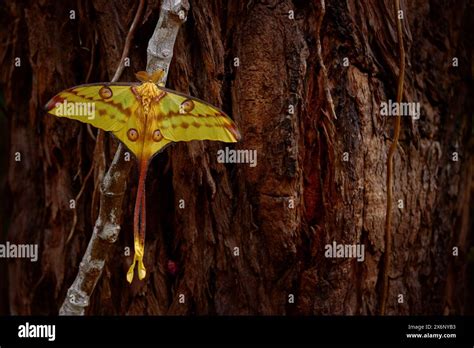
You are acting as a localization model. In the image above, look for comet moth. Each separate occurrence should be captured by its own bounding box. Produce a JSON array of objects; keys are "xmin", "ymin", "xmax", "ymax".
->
[{"xmin": 45, "ymin": 70, "xmax": 241, "ymax": 283}]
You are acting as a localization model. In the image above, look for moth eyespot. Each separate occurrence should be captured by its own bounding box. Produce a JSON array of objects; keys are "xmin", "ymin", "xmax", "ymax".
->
[
  {"xmin": 99, "ymin": 86, "xmax": 113, "ymax": 99},
  {"xmin": 127, "ymin": 128, "xmax": 139, "ymax": 142},
  {"xmin": 179, "ymin": 99, "xmax": 194, "ymax": 114},
  {"xmin": 152, "ymin": 129, "xmax": 163, "ymax": 142}
]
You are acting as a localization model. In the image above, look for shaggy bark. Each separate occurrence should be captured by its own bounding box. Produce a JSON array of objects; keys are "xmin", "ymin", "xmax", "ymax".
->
[{"xmin": 0, "ymin": 0, "xmax": 472, "ymax": 315}]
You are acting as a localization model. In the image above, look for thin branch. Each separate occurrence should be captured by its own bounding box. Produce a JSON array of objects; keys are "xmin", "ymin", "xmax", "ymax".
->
[
  {"xmin": 146, "ymin": 0, "xmax": 190, "ymax": 82},
  {"xmin": 380, "ymin": 0, "xmax": 405, "ymax": 315},
  {"xmin": 59, "ymin": 0, "xmax": 189, "ymax": 316},
  {"xmin": 111, "ymin": 0, "xmax": 145, "ymax": 83}
]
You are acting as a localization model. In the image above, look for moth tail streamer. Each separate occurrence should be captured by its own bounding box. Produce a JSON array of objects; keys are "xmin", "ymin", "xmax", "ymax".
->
[{"xmin": 126, "ymin": 158, "xmax": 149, "ymax": 283}]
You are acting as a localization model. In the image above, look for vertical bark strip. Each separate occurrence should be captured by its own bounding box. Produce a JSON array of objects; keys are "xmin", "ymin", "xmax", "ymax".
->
[
  {"xmin": 59, "ymin": 0, "xmax": 188, "ymax": 315},
  {"xmin": 380, "ymin": 0, "xmax": 406, "ymax": 315}
]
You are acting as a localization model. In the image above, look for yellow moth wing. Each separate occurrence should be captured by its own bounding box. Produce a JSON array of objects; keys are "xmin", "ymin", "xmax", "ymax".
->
[
  {"xmin": 153, "ymin": 87, "xmax": 241, "ymax": 143},
  {"xmin": 144, "ymin": 113, "xmax": 173, "ymax": 159},
  {"xmin": 111, "ymin": 107, "xmax": 145, "ymax": 158},
  {"xmin": 45, "ymin": 84, "xmax": 138, "ymax": 132}
]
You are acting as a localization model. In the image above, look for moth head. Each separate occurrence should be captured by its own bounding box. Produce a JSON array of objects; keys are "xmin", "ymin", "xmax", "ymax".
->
[{"xmin": 135, "ymin": 69, "xmax": 165, "ymax": 86}]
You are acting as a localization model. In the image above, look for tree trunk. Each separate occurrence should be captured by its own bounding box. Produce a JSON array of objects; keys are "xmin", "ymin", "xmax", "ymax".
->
[{"xmin": 0, "ymin": 0, "xmax": 472, "ymax": 315}]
